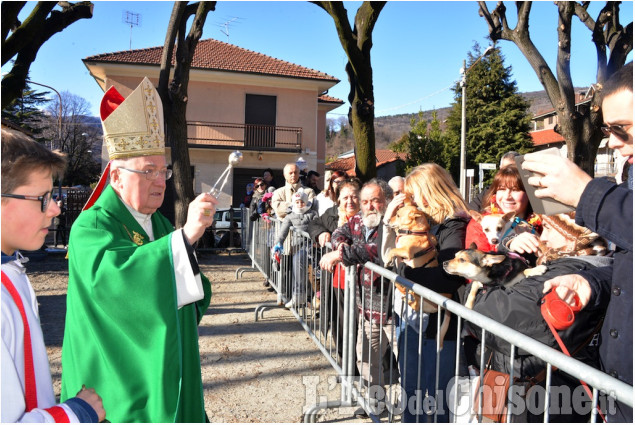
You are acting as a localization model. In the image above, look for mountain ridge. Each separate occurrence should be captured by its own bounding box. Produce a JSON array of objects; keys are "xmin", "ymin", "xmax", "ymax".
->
[{"xmin": 327, "ymin": 88, "xmax": 586, "ymax": 158}]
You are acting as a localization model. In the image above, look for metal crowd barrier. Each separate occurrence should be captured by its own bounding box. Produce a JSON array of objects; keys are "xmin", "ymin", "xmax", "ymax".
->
[{"xmin": 237, "ymin": 213, "xmax": 633, "ymax": 423}]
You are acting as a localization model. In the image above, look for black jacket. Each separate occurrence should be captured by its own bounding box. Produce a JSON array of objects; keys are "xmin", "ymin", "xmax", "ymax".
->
[
  {"xmin": 465, "ymin": 257, "xmax": 612, "ymax": 422},
  {"xmin": 308, "ymin": 205, "xmax": 339, "ymax": 242},
  {"xmin": 249, "ymin": 190, "xmax": 265, "ymax": 221},
  {"xmin": 575, "ymin": 177, "xmax": 632, "ymax": 423},
  {"xmin": 398, "ymin": 215, "xmax": 469, "ymax": 340}
]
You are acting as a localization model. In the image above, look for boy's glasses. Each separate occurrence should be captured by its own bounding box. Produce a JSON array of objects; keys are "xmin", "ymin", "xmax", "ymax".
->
[
  {"xmin": 119, "ymin": 167, "xmax": 173, "ymax": 180},
  {"xmin": 1, "ymin": 191, "xmax": 53, "ymax": 212},
  {"xmin": 601, "ymin": 124, "xmax": 632, "ymax": 141}
]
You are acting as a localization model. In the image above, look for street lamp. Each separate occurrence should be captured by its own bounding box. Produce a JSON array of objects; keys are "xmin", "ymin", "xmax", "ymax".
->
[
  {"xmin": 25, "ymin": 79, "xmax": 63, "ymax": 150},
  {"xmin": 459, "ymin": 45, "xmax": 494, "ymax": 200}
]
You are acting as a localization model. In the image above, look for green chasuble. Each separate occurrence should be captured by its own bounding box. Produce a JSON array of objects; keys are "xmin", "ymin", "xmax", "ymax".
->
[{"xmin": 61, "ymin": 185, "xmax": 211, "ymax": 422}]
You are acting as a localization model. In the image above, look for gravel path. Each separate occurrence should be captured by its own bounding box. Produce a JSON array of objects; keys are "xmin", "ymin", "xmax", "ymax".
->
[{"xmin": 26, "ymin": 251, "xmax": 365, "ymax": 423}]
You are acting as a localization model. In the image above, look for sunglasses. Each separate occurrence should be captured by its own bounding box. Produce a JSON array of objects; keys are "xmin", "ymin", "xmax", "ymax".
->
[
  {"xmin": 601, "ymin": 124, "xmax": 632, "ymax": 141},
  {"xmin": 2, "ymin": 191, "xmax": 53, "ymax": 213},
  {"xmin": 255, "ymin": 183, "xmax": 266, "ymax": 188}
]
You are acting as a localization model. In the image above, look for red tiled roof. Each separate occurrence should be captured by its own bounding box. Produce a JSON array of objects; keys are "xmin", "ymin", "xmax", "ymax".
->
[
  {"xmin": 318, "ymin": 94, "xmax": 344, "ymax": 104},
  {"xmin": 326, "ymin": 149, "xmax": 407, "ymax": 175},
  {"xmin": 84, "ymin": 38, "xmax": 339, "ymax": 83},
  {"xmin": 530, "ymin": 128, "xmax": 565, "ymax": 146}
]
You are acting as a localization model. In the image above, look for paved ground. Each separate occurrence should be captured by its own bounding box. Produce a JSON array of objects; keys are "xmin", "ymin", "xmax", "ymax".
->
[{"xmin": 26, "ymin": 250, "xmax": 368, "ymax": 423}]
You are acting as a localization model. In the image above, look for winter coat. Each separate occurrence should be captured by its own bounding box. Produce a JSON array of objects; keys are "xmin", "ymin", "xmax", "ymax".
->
[
  {"xmin": 464, "ymin": 256, "xmax": 612, "ymax": 422},
  {"xmin": 275, "ymin": 209, "xmax": 318, "ymax": 254},
  {"xmin": 331, "ymin": 214, "xmax": 389, "ymax": 323},
  {"xmin": 249, "ymin": 190, "xmax": 265, "ymax": 221},
  {"xmin": 307, "ymin": 205, "xmax": 339, "ymax": 242},
  {"xmin": 574, "ymin": 176, "xmax": 632, "ymax": 423}
]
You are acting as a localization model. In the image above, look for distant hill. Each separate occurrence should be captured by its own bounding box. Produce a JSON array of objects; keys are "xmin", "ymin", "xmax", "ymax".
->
[{"xmin": 326, "ymin": 88, "xmax": 586, "ymax": 158}]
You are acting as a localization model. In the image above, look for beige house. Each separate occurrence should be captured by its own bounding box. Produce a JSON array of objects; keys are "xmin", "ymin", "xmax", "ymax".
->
[
  {"xmin": 529, "ymin": 92, "xmax": 625, "ymax": 179},
  {"xmin": 83, "ymin": 38, "xmax": 343, "ymax": 206}
]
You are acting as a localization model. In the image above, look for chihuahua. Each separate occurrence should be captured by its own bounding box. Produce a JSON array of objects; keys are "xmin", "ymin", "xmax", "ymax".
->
[
  {"xmin": 469, "ymin": 210, "xmax": 517, "ymax": 246},
  {"xmin": 443, "ymin": 244, "xmax": 546, "ymax": 309}
]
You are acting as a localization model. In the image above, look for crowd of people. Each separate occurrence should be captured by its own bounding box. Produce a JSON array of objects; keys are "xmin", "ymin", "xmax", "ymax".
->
[
  {"xmin": 2, "ymin": 63, "xmax": 631, "ymax": 423},
  {"xmin": 244, "ymin": 63, "xmax": 633, "ymax": 423}
]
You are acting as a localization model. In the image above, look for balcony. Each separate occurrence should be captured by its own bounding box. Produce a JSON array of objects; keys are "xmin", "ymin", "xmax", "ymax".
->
[{"xmin": 187, "ymin": 121, "xmax": 302, "ymax": 152}]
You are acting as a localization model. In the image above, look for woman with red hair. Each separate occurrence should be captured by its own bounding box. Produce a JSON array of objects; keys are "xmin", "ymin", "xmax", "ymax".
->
[{"xmin": 466, "ymin": 165, "xmax": 542, "ymax": 253}]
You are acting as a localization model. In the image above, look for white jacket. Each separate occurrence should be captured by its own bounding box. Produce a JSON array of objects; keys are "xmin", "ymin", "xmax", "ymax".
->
[{"xmin": 1, "ymin": 257, "xmax": 81, "ymax": 422}]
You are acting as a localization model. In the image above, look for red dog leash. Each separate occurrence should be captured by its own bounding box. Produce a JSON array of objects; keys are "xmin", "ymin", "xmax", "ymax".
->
[{"xmin": 541, "ymin": 291, "xmax": 606, "ymax": 422}]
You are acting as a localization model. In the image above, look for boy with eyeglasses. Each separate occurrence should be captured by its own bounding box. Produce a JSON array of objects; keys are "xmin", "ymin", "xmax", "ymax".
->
[
  {"xmin": 1, "ymin": 127, "xmax": 106, "ymax": 422},
  {"xmin": 522, "ymin": 62, "xmax": 632, "ymax": 422}
]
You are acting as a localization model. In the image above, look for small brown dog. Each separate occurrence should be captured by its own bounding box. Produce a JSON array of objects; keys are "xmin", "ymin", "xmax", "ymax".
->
[
  {"xmin": 386, "ymin": 199, "xmax": 438, "ymax": 269},
  {"xmin": 386, "ymin": 199, "xmax": 452, "ymax": 347}
]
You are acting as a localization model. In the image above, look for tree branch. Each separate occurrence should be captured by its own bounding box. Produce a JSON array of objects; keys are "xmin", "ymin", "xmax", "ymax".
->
[
  {"xmin": 1, "ymin": 2, "xmax": 93, "ymax": 110},
  {"xmin": 573, "ymin": 1, "xmax": 595, "ymax": 31},
  {"xmin": 2, "ymin": 2, "xmax": 56, "ymax": 66},
  {"xmin": 1, "ymin": 1, "xmax": 26, "ymax": 44}
]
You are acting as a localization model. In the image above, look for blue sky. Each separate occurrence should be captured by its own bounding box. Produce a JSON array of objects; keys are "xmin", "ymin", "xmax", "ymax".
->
[{"xmin": 3, "ymin": 1, "xmax": 632, "ymax": 119}]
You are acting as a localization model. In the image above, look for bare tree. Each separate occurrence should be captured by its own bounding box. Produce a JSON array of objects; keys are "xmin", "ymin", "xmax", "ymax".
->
[
  {"xmin": 42, "ymin": 91, "xmax": 101, "ymax": 186},
  {"xmin": 157, "ymin": 1, "xmax": 215, "ymax": 227},
  {"xmin": 1, "ymin": 1, "xmax": 94, "ymax": 110},
  {"xmin": 313, "ymin": 1, "xmax": 386, "ymax": 182},
  {"xmin": 478, "ymin": 1, "xmax": 632, "ymax": 175}
]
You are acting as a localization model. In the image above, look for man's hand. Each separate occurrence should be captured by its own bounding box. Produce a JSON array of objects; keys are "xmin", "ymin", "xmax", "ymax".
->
[
  {"xmin": 543, "ymin": 274, "xmax": 592, "ymax": 309},
  {"xmin": 319, "ymin": 250, "xmax": 341, "ymax": 272},
  {"xmin": 521, "ymin": 152, "xmax": 592, "ymax": 208},
  {"xmin": 76, "ymin": 386, "xmax": 106, "ymax": 422},
  {"xmin": 318, "ymin": 232, "xmax": 331, "ymax": 247},
  {"xmin": 508, "ymin": 232, "xmax": 540, "ymax": 255},
  {"xmin": 182, "ymin": 193, "xmax": 218, "ymax": 245},
  {"xmin": 383, "ymin": 193, "xmax": 407, "ymax": 225}
]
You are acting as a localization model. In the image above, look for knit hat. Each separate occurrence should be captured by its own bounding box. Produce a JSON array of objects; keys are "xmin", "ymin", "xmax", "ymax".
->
[
  {"xmin": 100, "ymin": 77, "xmax": 165, "ymax": 160},
  {"xmin": 537, "ymin": 212, "xmax": 607, "ymax": 263},
  {"xmin": 292, "ymin": 191, "xmax": 311, "ymax": 214},
  {"xmin": 293, "ymin": 191, "xmax": 309, "ymax": 204}
]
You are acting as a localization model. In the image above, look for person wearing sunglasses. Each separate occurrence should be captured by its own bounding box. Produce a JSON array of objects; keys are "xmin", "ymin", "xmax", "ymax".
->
[
  {"xmin": 249, "ymin": 178, "xmax": 268, "ymax": 221},
  {"xmin": 60, "ymin": 78, "xmax": 217, "ymax": 422},
  {"xmin": 1, "ymin": 127, "xmax": 106, "ymax": 422},
  {"xmin": 522, "ymin": 62, "xmax": 633, "ymax": 423}
]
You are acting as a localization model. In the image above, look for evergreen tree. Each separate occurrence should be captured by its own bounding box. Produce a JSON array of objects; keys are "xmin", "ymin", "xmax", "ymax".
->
[
  {"xmin": 1, "ymin": 81, "xmax": 49, "ymax": 137},
  {"xmin": 445, "ymin": 44, "xmax": 533, "ymax": 184},
  {"xmin": 390, "ymin": 110, "xmax": 445, "ymax": 174}
]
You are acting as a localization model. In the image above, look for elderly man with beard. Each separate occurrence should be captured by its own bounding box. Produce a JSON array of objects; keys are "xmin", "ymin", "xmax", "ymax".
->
[{"xmin": 320, "ymin": 179, "xmax": 396, "ymax": 415}]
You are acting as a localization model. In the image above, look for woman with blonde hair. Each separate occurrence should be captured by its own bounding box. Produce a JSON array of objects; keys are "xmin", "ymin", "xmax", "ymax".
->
[
  {"xmin": 384, "ymin": 163, "xmax": 469, "ymax": 423},
  {"xmin": 405, "ymin": 163, "xmax": 469, "ymax": 224}
]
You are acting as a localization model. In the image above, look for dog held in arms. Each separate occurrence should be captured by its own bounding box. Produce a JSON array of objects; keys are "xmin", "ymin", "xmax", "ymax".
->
[
  {"xmin": 443, "ymin": 243, "xmax": 547, "ymax": 309},
  {"xmin": 468, "ymin": 210, "xmax": 534, "ymax": 247},
  {"xmin": 385, "ymin": 198, "xmax": 453, "ymax": 347}
]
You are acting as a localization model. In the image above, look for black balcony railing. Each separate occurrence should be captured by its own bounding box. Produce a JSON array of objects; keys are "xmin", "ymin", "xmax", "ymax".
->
[{"xmin": 186, "ymin": 121, "xmax": 302, "ymax": 151}]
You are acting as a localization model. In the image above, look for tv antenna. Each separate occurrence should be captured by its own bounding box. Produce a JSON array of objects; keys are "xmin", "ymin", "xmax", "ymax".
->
[
  {"xmin": 217, "ymin": 17, "xmax": 243, "ymax": 43},
  {"xmin": 122, "ymin": 11, "xmax": 141, "ymax": 50}
]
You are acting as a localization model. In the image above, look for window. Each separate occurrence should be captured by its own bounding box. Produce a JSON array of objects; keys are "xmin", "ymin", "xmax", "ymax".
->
[{"xmin": 245, "ymin": 94, "xmax": 276, "ymax": 148}]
